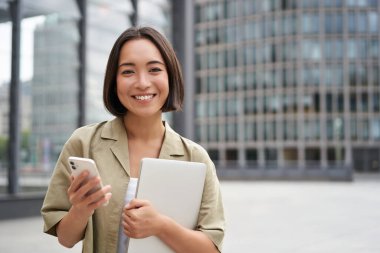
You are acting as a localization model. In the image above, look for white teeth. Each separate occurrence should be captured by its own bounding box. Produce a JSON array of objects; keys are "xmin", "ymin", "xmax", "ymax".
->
[{"xmin": 135, "ymin": 95, "xmax": 153, "ymax": 101}]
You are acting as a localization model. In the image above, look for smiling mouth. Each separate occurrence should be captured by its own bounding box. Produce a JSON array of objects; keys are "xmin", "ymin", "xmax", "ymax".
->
[{"xmin": 133, "ymin": 94, "xmax": 155, "ymax": 101}]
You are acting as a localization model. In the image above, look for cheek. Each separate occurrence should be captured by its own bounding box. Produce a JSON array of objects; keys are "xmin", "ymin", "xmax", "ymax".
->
[
  {"xmin": 157, "ymin": 75, "xmax": 169, "ymax": 96},
  {"xmin": 116, "ymin": 76, "xmax": 129, "ymax": 94}
]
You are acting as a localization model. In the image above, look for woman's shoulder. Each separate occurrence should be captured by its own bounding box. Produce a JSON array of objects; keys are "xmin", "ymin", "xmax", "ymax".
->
[
  {"xmin": 70, "ymin": 121, "xmax": 108, "ymax": 140},
  {"xmin": 180, "ymin": 135, "xmax": 208, "ymax": 156},
  {"xmin": 165, "ymin": 123, "xmax": 210, "ymax": 161},
  {"xmin": 67, "ymin": 117, "xmax": 122, "ymax": 145}
]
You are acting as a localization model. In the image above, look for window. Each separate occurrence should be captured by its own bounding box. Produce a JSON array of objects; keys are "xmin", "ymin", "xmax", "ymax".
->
[
  {"xmin": 351, "ymin": 119, "xmax": 357, "ymax": 140},
  {"xmin": 350, "ymin": 93, "xmax": 357, "ymax": 112},
  {"xmin": 303, "ymin": 14, "xmax": 315, "ymax": 34},
  {"xmin": 226, "ymin": 122, "xmax": 237, "ymax": 141},
  {"xmin": 264, "ymin": 120, "xmax": 277, "ymax": 140},
  {"xmin": 357, "ymin": 12, "xmax": 367, "ymax": 33},
  {"xmin": 327, "ymin": 147, "xmax": 345, "ymax": 162},
  {"xmin": 245, "ymin": 121, "xmax": 257, "ymax": 140},
  {"xmin": 371, "ymin": 119, "xmax": 380, "ymax": 140},
  {"xmin": 360, "ymin": 119, "xmax": 370, "ymax": 140},
  {"xmin": 208, "ymin": 123, "xmax": 218, "ymax": 142},
  {"xmin": 368, "ymin": 39, "xmax": 379, "ymax": 59},
  {"xmin": 373, "ymin": 93, "xmax": 380, "ymax": 112},
  {"xmin": 361, "ymin": 93, "xmax": 369, "ymax": 112},
  {"xmin": 326, "ymin": 119, "xmax": 334, "ymax": 140},
  {"xmin": 244, "ymin": 96, "xmax": 257, "ymax": 114},
  {"xmin": 305, "ymin": 148, "xmax": 320, "ymax": 161},
  {"xmin": 283, "ymin": 119, "xmax": 297, "ymax": 140},
  {"xmin": 368, "ymin": 12, "xmax": 378, "ymax": 33},
  {"xmin": 226, "ymin": 149, "xmax": 238, "ymax": 161},
  {"xmin": 208, "ymin": 149, "xmax": 219, "ymax": 162},
  {"xmin": 326, "ymin": 93, "xmax": 333, "ymax": 113},
  {"xmin": 334, "ymin": 117, "xmax": 344, "ymax": 140},
  {"xmin": 265, "ymin": 148, "xmax": 278, "ymax": 162},
  {"xmin": 245, "ymin": 148, "xmax": 258, "ymax": 161},
  {"xmin": 348, "ymin": 12, "xmax": 356, "ymax": 33}
]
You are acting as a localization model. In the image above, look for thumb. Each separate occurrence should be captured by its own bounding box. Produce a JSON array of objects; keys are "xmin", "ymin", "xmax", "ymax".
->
[{"xmin": 125, "ymin": 199, "xmax": 148, "ymax": 210}]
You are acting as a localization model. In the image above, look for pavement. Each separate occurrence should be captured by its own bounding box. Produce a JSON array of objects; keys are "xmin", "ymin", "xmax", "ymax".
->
[{"xmin": 1, "ymin": 175, "xmax": 380, "ymax": 253}]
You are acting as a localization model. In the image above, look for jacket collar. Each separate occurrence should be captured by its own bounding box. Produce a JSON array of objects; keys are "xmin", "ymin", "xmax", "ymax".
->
[{"xmin": 100, "ymin": 117, "xmax": 185, "ymax": 174}]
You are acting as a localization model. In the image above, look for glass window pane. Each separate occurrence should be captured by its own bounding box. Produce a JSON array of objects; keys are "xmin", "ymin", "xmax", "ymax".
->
[
  {"xmin": 371, "ymin": 119, "xmax": 380, "ymax": 140},
  {"xmin": 368, "ymin": 12, "xmax": 378, "ymax": 33}
]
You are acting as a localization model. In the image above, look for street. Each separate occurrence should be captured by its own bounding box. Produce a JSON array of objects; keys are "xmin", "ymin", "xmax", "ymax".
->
[{"xmin": 1, "ymin": 176, "xmax": 380, "ymax": 253}]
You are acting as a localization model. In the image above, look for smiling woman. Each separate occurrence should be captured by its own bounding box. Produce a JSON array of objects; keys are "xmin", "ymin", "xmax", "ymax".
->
[
  {"xmin": 103, "ymin": 27, "xmax": 184, "ymax": 118},
  {"xmin": 41, "ymin": 26, "xmax": 225, "ymax": 253},
  {"xmin": 116, "ymin": 39, "xmax": 169, "ymax": 119}
]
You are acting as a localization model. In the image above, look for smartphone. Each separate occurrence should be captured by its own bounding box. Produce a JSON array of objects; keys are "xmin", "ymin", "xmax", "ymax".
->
[{"xmin": 68, "ymin": 156, "xmax": 109, "ymax": 206}]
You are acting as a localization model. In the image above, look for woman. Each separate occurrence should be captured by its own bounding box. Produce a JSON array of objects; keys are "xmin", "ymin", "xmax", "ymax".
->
[{"xmin": 41, "ymin": 26, "xmax": 225, "ymax": 253}]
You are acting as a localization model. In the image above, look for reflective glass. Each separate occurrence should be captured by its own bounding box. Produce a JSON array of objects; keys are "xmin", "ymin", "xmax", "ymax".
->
[
  {"xmin": 226, "ymin": 122, "xmax": 237, "ymax": 141},
  {"xmin": 368, "ymin": 12, "xmax": 378, "ymax": 33},
  {"xmin": 0, "ymin": 22, "xmax": 11, "ymax": 186},
  {"xmin": 368, "ymin": 39, "xmax": 379, "ymax": 59},
  {"xmin": 371, "ymin": 119, "xmax": 380, "ymax": 140},
  {"xmin": 347, "ymin": 12, "xmax": 355, "ymax": 33},
  {"xmin": 245, "ymin": 121, "xmax": 257, "ymax": 141},
  {"xmin": 373, "ymin": 93, "xmax": 380, "ymax": 112},
  {"xmin": 350, "ymin": 93, "xmax": 357, "ymax": 112},
  {"xmin": 351, "ymin": 119, "xmax": 357, "ymax": 140},
  {"xmin": 357, "ymin": 12, "xmax": 367, "ymax": 33},
  {"xmin": 361, "ymin": 119, "xmax": 369, "ymax": 140},
  {"xmin": 361, "ymin": 93, "xmax": 369, "ymax": 112},
  {"xmin": 208, "ymin": 123, "xmax": 218, "ymax": 142}
]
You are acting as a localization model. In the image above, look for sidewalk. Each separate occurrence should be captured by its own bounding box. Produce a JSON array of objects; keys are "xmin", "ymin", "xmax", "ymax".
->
[{"xmin": 1, "ymin": 177, "xmax": 380, "ymax": 253}]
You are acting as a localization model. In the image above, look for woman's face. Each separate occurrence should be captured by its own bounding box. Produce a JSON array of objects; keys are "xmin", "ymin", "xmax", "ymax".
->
[{"xmin": 116, "ymin": 38, "xmax": 169, "ymax": 119}]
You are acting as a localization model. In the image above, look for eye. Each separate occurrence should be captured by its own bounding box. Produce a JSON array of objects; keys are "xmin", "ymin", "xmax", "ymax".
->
[
  {"xmin": 121, "ymin": 69, "xmax": 135, "ymax": 75},
  {"xmin": 149, "ymin": 67, "xmax": 162, "ymax": 73}
]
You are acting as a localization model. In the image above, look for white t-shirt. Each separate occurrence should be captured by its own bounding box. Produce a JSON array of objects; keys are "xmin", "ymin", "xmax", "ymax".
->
[{"xmin": 117, "ymin": 178, "xmax": 138, "ymax": 253}]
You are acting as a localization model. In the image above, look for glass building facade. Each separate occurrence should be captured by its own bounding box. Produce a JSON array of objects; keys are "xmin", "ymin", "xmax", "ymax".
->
[
  {"xmin": 194, "ymin": 0, "xmax": 380, "ymax": 178},
  {"xmin": 0, "ymin": 0, "xmax": 172, "ymax": 194}
]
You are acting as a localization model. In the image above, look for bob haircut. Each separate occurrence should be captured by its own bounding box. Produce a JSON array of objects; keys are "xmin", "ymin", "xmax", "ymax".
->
[{"xmin": 103, "ymin": 26, "xmax": 184, "ymax": 117}]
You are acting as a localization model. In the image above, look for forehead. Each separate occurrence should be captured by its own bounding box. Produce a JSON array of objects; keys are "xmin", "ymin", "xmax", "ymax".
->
[{"xmin": 118, "ymin": 38, "xmax": 164, "ymax": 63}]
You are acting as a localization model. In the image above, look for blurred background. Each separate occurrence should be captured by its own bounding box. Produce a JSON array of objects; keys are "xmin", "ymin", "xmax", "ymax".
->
[
  {"xmin": 1, "ymin": 1, "xmax": 380, "ymax": 252},
  {"xmin": 2, "ymin": 0, "xmax": 380, "ymax": 196}
]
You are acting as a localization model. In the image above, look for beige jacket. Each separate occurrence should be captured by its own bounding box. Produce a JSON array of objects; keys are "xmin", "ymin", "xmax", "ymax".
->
[{"xmin": 41, "ymin": 117, "xmax": 225, "ymax": 253}]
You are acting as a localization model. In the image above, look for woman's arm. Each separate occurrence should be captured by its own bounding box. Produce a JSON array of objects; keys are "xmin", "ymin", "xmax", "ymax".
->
[
  {"xmin": 57, "ymin": 171, "xmax": 112, "ymax": 248},
  {"xmin": 123, "ymin": 199, "xmax": 219, "ymax": 253}
]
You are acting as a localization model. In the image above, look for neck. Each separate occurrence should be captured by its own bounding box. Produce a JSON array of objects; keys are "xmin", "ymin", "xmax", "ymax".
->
[{"xmin": 123, "ymin": 113, "xmax": 165, "ymax": 141}]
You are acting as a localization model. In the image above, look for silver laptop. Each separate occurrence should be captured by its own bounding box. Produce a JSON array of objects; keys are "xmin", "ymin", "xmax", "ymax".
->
[{"xmin": 127, "ymin": 158, "xmax": 207, "ymax": 253}]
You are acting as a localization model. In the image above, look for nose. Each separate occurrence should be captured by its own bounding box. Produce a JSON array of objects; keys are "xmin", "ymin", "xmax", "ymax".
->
[{"xmin": 136, "ymin": 72, "xmax": 150, "ymax": 89}]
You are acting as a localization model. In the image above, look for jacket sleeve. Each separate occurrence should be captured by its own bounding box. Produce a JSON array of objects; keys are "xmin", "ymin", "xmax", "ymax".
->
[
  {"xmin": 192, "ymin": 146, "xmax": 225, "ymax": 252},
  {"xmin": 40, "ymin": 131, "xmax": 85, "ymax": 236}
]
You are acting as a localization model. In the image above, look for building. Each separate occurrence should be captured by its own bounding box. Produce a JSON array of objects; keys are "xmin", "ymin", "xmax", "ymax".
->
[
  {"xmin": 193, "ymin": 0, "xmax": 380, "ymax": 179},
  {"xmin": 85, "ymin": 0, "xmax": 133, "ymax": 123},
  {"xmin": 30, "ymin": 1, "xmax": 134, "ymax": 170},
  {"xmin": 31, "ymin": 14, "xmax": 81, "ymax": 170}
]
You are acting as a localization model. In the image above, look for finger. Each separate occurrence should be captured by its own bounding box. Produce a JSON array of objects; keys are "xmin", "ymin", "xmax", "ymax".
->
[
  {"xmin": 76, "ymin": 176, "xmax": 102, "ymax": 198},
  {"xmin": 125, "ymin": 199, "xmax": 149, "ymax": 210},
  {"xmin": 86, "ymin": 185, "xmax": 112, "ymax": 205},
  {"xmin": 88, "ymin": 192, "xmax": 112, "ymax": 210},
  {"xmin": 122, "ymin": 219, "xmax": 135, "ymax": 237},
  {"xmin": 68, "ymin": 171, "xmax": 89, "ymax": 193}
]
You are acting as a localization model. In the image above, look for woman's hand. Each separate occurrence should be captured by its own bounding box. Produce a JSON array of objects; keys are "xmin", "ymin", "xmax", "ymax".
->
[
  {"xmin": 67, "ymin": 170, "xmax": 112, "ymax": 218},
  {"xmin": 122, "ymin": 199, "xmax": 164, "ymax": 238},
  {"xmin": 57, "ymin": 171, "xmax": 112, "ymax": 248},
  {"xmin": 122, "ymin": 198, "xmax": 218, "ymax": 253}
]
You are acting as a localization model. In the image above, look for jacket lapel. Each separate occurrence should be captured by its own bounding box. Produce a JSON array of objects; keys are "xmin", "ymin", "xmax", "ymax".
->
[
  {"xmin": 159, "ymin": 122, "xmax": 186, "ymax": 160},
  {"xmin": 100, "ymin": 118, "xmax": 187, "ymax": 176},
  {"xmin": 101, "ymin": 117, "xmax": 131, "ymax": 176}
]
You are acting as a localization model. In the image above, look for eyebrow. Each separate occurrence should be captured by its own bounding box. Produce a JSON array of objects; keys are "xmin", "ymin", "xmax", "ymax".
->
[{"xmin": 118, "ymin": 60, "xmax": 165, "ymax": 68}]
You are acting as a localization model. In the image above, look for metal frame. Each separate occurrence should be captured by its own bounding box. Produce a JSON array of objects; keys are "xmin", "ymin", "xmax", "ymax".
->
[
  {"xmin": 172, "ymin": 0, "xmax": 195, "ymax": 139},
  {"xmin": 8, "ymin": 0, "xmax": 22, "ymax": 194}
]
